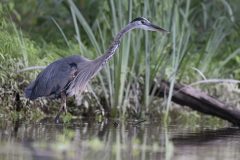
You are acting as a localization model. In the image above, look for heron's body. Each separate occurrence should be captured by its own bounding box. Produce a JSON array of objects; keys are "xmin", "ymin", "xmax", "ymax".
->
[
  {"xmin": 24, "ymin": 17, "xmax": 168, "ymax": 122},
  {"xmin": 25, "ymin": 55, "xmax": 90, "ymax": 100}
]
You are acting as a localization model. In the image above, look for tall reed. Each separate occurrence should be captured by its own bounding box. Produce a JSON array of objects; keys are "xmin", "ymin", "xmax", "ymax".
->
[{"xmin": 66, "ymin": 0, "xmax": 238, "ymax": 119}]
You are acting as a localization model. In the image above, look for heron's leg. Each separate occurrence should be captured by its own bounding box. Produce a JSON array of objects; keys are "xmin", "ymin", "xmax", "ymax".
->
[
  {"xmin": 55, "ymin": 92, "xmax": 67, "ymax": 123},
  {"xmin": 61, "ymin": 92, "xmax": 67, "ymax": 114}
]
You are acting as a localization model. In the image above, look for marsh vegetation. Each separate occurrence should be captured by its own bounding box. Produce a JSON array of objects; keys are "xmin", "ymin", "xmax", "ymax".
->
[
  {"xmin": 1, "ymin": 1, "xmax": 240, "ymax": 160},
  {"xmin": 0, "ymin": 0, "xmax": 240, "ymax": 124}
]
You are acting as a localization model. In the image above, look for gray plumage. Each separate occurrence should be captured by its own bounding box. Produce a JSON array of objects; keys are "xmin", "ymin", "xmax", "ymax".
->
[
  {"xmin": 25, "ymin": 55, "xmax": 90, "ymax": 99},
  {"xmin": 24, "ymin": 17, "xmax": 168, "ymax": 121}
]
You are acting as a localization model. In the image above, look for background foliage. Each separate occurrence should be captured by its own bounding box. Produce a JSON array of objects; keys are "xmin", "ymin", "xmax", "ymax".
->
[{"xmin": 0, "ymin": 0, "xmax": 239, "ymax": 120}]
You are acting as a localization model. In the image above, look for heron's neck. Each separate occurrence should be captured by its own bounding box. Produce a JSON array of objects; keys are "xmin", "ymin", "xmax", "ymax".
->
[{"xmin": 94, "ymin": 24, "xmax": 134, "ymax": 66}]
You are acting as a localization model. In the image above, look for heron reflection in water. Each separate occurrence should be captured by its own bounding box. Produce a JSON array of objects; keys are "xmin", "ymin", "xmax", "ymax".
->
[{"xmin": 25, "ymin": 17, "xmax": 169, "ymax": 122}]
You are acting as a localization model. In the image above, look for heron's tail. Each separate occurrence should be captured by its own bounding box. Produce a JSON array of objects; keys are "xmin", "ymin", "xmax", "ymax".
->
[
  {"xmin": 24, "ymin": 81, "xmax": 36, "ymax": 100},
  {"xmin": 24, "ymin": 88, "xmax": 32, "ymax": 99}
]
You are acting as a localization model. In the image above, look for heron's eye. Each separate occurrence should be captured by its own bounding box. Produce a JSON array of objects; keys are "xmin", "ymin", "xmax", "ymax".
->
[{"xmin": 141, "ymin": 20, "xmax": 145, "ymax": 24}]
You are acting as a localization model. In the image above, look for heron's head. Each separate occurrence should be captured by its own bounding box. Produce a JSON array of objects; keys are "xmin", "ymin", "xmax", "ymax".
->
[{"xmin": 130, "ymin": 17, "xmax": 169, "ymax": 33}]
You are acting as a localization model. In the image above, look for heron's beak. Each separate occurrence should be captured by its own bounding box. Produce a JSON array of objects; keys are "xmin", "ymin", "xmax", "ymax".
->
[{"xmin": 147, "ymin": 23, "xmax": 169, "ymax": 33}]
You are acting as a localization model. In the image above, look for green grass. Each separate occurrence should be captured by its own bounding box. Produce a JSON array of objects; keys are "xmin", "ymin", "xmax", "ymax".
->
[
  {"xmin": 67, "ymin": 0, "xmax": 240, "ymax": 120},
  {"xmin": 0, "ymin": 0, "xmax": 239, "ymax": 121},
  {"xmin": 68, "ymin": 0, "xmax": 171, "ymax": 116}
]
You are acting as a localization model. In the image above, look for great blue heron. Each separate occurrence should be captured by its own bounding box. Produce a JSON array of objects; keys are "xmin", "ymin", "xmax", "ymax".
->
[{"xmin": 25, "ymin": 17, "xmax": 168, "ymax": 121}]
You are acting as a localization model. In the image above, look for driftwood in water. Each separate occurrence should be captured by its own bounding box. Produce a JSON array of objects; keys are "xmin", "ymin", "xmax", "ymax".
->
[{"xmin": 152, "ymin": 80, "xmax": 240, "ymax": 126}]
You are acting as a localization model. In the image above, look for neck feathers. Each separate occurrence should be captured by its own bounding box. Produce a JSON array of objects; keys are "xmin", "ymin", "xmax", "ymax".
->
[{"xmin": 94, "ymin": 24, "xmax": 134, "ymax": 67}]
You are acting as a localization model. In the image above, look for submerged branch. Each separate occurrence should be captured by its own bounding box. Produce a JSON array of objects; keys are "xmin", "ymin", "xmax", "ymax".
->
[{"xmin": 152, "ymin": 80, "xmax": 240, "ymax": 126}]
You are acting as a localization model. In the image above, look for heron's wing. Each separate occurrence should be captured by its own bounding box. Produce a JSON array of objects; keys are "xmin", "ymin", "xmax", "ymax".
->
[{"xmin": 25, "ymin": 61, "xmax": 75, "ymax": 99}]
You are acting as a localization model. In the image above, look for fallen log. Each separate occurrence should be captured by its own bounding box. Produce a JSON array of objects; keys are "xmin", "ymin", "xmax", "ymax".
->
[{"xmin": 152, "ymin": 80, "xmax": 240, "ymax": 126}]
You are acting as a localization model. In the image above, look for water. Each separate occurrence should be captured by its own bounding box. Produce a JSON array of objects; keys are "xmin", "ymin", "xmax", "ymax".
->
[{"xmin": 0, "ymin": 118, "xmax": 239, "ymax": 160}]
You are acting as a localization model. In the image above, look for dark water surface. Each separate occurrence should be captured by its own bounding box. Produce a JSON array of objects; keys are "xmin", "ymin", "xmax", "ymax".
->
[{"xmin": 0, "ymin": 118, "xmax": 239, "ymax": 160}]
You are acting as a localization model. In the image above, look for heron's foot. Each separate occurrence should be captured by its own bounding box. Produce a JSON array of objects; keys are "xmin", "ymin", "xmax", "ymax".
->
[
  {"xmin": 94, "ymin": 108, "xmax": 105, "ymax": 123},
  {"xmin": 55, "ymin": 106, "xmax": 64, "ymax": 123}
]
